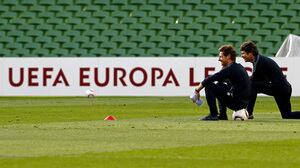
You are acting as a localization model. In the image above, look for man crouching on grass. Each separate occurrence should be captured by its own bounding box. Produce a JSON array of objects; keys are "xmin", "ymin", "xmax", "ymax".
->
[{"xmin": 194, "ymin": 45, "xmax": 251, "ymax": 120}]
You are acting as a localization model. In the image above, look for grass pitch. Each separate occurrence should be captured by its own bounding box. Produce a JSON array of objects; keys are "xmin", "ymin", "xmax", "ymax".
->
[{"xmin": 0, "ymin": 96, "xmax": 300, "ymax": 168}]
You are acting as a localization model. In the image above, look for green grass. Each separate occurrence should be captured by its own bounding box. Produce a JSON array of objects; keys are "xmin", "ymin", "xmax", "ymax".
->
[{"xmin": 0, "ymin": 97, "xmax": 300, "ymax": 168}]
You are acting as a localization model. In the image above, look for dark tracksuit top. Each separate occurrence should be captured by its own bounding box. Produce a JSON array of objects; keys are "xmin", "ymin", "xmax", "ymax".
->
[
  {"xmin": 201, "ymin": 62, "xmax": 251, "ymax": 107},
  {"xmin": 248, "ymin": 55, "xmax": 300, "ymax": 119}
]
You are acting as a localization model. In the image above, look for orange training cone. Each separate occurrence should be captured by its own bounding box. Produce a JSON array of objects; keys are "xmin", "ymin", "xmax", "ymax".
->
[{"xmin": 104, "ymin": 115, "xmax": 117, "ymax": 121}]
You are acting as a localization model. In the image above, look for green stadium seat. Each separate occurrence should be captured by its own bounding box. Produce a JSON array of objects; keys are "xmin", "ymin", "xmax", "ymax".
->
[
  {"xmin": 3, "ymin": 0, "xmax": 18, "ymax": 5},
  {"xmin": 225, "ymin": 35, "xmax": 243, "ymax": 43},
  {"xmin": 205, "ymin": 48, "xmax": 218, "ymax": 56},
  {"xmin": 159, "ymin": 30, "xmax": 175, "ymax": 37},
  {"xmin": 102, "ymin": 30, "xmax": 118, "ymax": 37},
  {"xmin": 232, "ymin": 4, "xmax": 248, "ymax": 12},
  {"xmin": 13, "ymin": 49, "xmax": 30, "ymax": 57},
  {"xmin": 148, "ymin": 0, "xmax": 164, "ymax": 5},
  {"xmin": 140, "ymin": 30, "xmax": 155, "ymax": 37},
  {"xmin": 71, "ymin": 49, "xmax": 88, "ymax": 56},
  {"xmin": 12, "ymin": 5, "xmax": 27, "ymax": 12},
  {"xmin": 167, "ymin": 24, "xmax": 184, "ymax": 31},
  {"xmin": 205, "ymin": 11, "xmax": 221, "ymax": 18},
  {"xmin": 260, "ymin": 10, "xmax": 277, "ymax": 18},
  {"xmin": 149, "ymin": 11, "xmax": 165, "ymax": 18},
  {"xmin": 196, "ymin": 30, "xmax": 213, "ymax": 37},
  {"xmin": 222, "ymin": 0, "xmax": 238, "ymax": 5},
  {"xmin": 245, "ymin": 35, "xmax": 262, "ymax": 43},
  {"xmin": 186, "ymin": 23, "xmax": 202, "ymax": 31},
  {"xmin": 26, "ymin": 30, "xmax": 43, "ymax": 37},
  {"xmin": 158, "ymin": 17, "xmax": 175, "ymax": 24},
  {"xmin": 214, "ymin": 17, "xmax": 231, "ymax": 24},
  {"xmin": 259, "ymin": 0, "xmax": 275, "ymax": 5},
  {"xmin": 6, "ymin": 43, "xmax": 22, "ymax": 50},
  {"xmin": 129, "ymin": 23, "xmax": 146, "ymax": 31},
  {"xmin": 35, "ymin": 36, "xmax": 51, "ymax": 43},
  {"xmin": 149, "ymin": 36, "xmax": 166, "ymax": 43},
  {"xmin": 197, "ymin": 42, "xmax": 214, "ymax": 49},
  {"xmin": 91, "ymin": 36, "xmax": 109, "ymax": 43},
  {"xmin": 55, "ymin": 24, "xmax": 71, "ymax": 31},
  {"xmin": 178, "ymin": 42, "xmax": 194, "ymax": 49},
  {"xmin": 0, "ymin": 25, "xmax": 16, "ymax": 31},
  {"xmin": 195, "ymin": 4, "xmax": 211, "ymax": 11},
  {"xmin": 28, "ymin": 18, "xmax": 44, "ymax": 26},
  {"xmin": 292, "ymin": 29, "xmax": 300, "ymax": 36},
  {"xmin": 57, "ymin": 0, "xmax": 73, "ymax": 5},
  {"xmin": 273, "ymin": 29, "xmax": 290, "ymax": 36},
  {"xmin": 32, "ymin": 49, "xmax": 49, "ymax": 56},
  {"xmin": 121, "ymin": 17, "xmax": 137, "ymax": 24},
  {"xmin": 90, "ymin": 48, "xmax": 107, "ymax": 56},
  {"xmin": 75, "ymin": 11, "xmax": 91, "ymax": 19},
  {"xmin": 186, "ymin": 48, "xmax": 204, "ymax": 56},
  {"xmin": 56, "ymin": 11, "xmax": 72, "ymax": 19},
  {"xmin": 2, "ymin": 12, "xmax": 17, "ymax": 19},
  {"xmin": 130, "ymin": 0, "xmax": 146, "ymax": 5},
  {"xmin": 65, "ymin": 30, "xmax": 80, "ymax": 37},
  {"xmin": 65, "ymin": 5, "xmax": 81, "ymax": 12},
  {"xmin": 240, "ymin": 0, "xmax": 256, "ymax": 5},
  {"xmin": 0, "ymin": 6, "xmax": 9, "ymax": 12},
  {"xmin": 176, "ymin": 5, "xmax": 192, "ymax": 12},
  {"xmin": 48, "ymin": 6, "xmax": 63, "ymax": 12},
  {"xmin": 277, "ymin": 0, "xmax": 294, "ymax": 5},
  {"xmin": 196, "ymin": 17, "xmax": 212, "ymax": 24},
  {"xmin": 166, "ymin": 48, "xmax": 184, "ymax": 56},
  {"xmin": 148, "ymin": 48, "xmax": 164, "ymax": 56},
  {"xmin": 111, "ymin": 36, "xmax": 127, "ymax": 43},
  {"xmin": 186, "ymin": 10, "xmax": 202, "ymax": 18},
  {"xmin": 16, "ymin": 36, "xmax": 33, "ymax": 43},
  {"xmin": 120, "ymin": 29, "xmax": 137, "ymax": 37},
  {"xmin": 73, "ymin": 36, "xmax": 89, "ymax": 43},
  {"xmin": 205, "ymin": 23, "xmax": 221, "ymax": 31},
  {"xmin": 251, "ymin": 4, "xmax": 267, "ymax": 11},
  {"xmin": 7, "ymin": 30, "xmax": 24, "ymax": 37},
  {"xmin": 44, "ymin": 42, "xmax": 60, "ymax": 49},
  {"xmin": 243, "ymin": 23, "xmax": 260, "ymax": 31},
  {"xmin": 84, "ymin": 5, "xmax": 99, "ymax": 12},
  {"xmin": 262, "ymin": 23, "xmax": 279, "ymax": 30},
  {"xmin": 288, "ymin": 4, "xmax": 300, "ymax": 11},
  {"xmin": 39, "ymin": 0, "xmax": 55, "ymax": 6},
  {"xmin": 120, "ymin": 42, "xmax": 137, "ymax": 49},
  {"xmin": 38, "ymin": 12, "xmax": 54, "ymax": 19},
  {"xmin": 233, "ymin": 17, "xmax": 250, "ymax": 25},
  {"xmin": 20, "ymin": 0, "xmax": 36, "ymax": 6},
  {"xmin": 92, "ymin": 23, "xmax": 109, "ymax": 31},
  {"xmin": 281, "ymin": 23, "xmax": 298, "ymax": 31},
  {"xmin": 223, "ymin": 11, "xmax": 239, "ymax": 17},
  {"xmin": 169, "ymin": 36, "xmax": 185, "ymax": 43},
  {"xmin": 265, "ymin": 35, "xmax": 282, "ymax": 43},
  {"xmin": 280, "ymin": 10, "xmax": 296, "ymax": 17},
  {"xmin": 254, "ymin": 29, "xmax": 271, "ymax": 36},
  {"xmin": 167, "ymin": 11, "xmax": 183, "ymax": 17},
  {"xmin": 128, "ymin": 48, "xmax": 145, "ymax": 56},
  {"xmin": 271, "ymin": 17, "xmax": 287, "ymax": 24},
  {"xmin": 187, "ymin": 35, "xmax": 204, "ymax": 43},
  {"xmin": 92, "ymin": 11, "xmax": 109, "ymax": 18},
  {"xmin": 242, "ymin": 10, "xmax": 259, "ymax": 18},
  {"xmin": 130, "ymin": 35, "xmax": 146, "ymax": 43},
  {"xmin": 269, "ymin": 4, "xmax": 285, "ymax": 11},
  {"xmin": 213, "ymin": 4, "xmax": 230, "ymax": 12},
  {"xmin": 111, "ymin": 11, "xmax": 128, "ymax": 19},
  {"xmin": 101, "ymin": 42, "xmax": 117, "ymax": 49},
  {"xmin": 149, "ymin": 23, "xmax": 165, "ymax": 31},
  {"xmin": 158, "ymin": 5, "xmax": 174, "ymax": 12},
  {"xmin": 112, "ymin": 0, "xmax": 128, "ymax": 5},
  {"xmin": 102, "ymin": 17, "xmax": 118, "ymax": 24},
  {"xmin": 47, "ymin": 18, "xmax": 63, "ymax": 25},
  {"xmin": 207, "ymin": 35, "xmax": 224, "ymax": 43},
  {"xmin": 139, "ymin": 4, "xmax": 155, "ymax": 12},
  {"xmin": 82, "ymin": 30, "xmax": 99, "ymax": 37},
  {"xmin": 24, "ymin": 43, "xmax": 41, "ymax": 50},
  {"xmin": 75, "ymin": 0, "xmax": 91, "ymax": 5},
  {"xmin": 109, "ymin": 48, "xmax": 126, "ymax": 56},
  {"xmin": 54, "ymin": 36, "xmax": 70, "ymax": 43},
  {"xmin": 62, "ymin": 42, "xmax": 79, "ymax": 49},
  {"xmin": 177, "ymin": 17, "xmax": 193, "ymax": 24},
  {"xmin": 159, "ymin": 42, "xmax": 175, "ymax": 49},
  {"xmin": 121, "ymin": 5, "xmax": 137, "ymax": 12},
  {"xmin": 291, "ymin": 17, "xmax": 300, "ymax": 23},
  {"xmin": 177, "ymin": 30, "xmax": 193, "ymax": 37},
  {"xmin": 216, "ymin": 29, "xmax": 233, "ymax": 37},
  {"xmin": 0, "ymin": 49, "xmax": 11, "ymax": 57},
  {"xmin": 139, "ymin": 42, "xmax": 156, "ymax": 49},
  {"xmin": 111, "ymin": 23, "xmax": 127, "ymax": 31},
  {"xmin": 252, "ymin": 17, "xmax": 268, "ymax": 24},
  {"xmin": 52, "ymin": 49, "xmax": 69, "ymax": 56}
]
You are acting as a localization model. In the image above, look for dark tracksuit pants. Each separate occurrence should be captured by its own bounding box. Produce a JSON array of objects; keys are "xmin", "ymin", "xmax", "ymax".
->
[
  {"xmin": 205, "ymin": 82, "xmax": 247, "ymax": 117},
  {"xmin": 247, "ymin": 81, "xmax": 300, "ymax": 119}
]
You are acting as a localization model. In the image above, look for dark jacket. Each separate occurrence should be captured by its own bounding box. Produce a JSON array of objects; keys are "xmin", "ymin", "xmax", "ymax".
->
[
  {"xmin": 252, "ymin": 55, "xmax": 291, "ymax": 88},
  {"xmin": 202, "ymin": 62, "xmax": 250, "ymax": 104}
]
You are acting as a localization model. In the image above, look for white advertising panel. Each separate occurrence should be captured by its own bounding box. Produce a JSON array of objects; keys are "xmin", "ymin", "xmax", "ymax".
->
[{"xmin": 0, "ymin": 57, "xmax": 299, "ymax": 96}]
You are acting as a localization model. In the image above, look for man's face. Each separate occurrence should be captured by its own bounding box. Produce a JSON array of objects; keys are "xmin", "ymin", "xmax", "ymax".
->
[
  {"xmin": 218, "ymin": 52, "xmax": 230, "ymax": 67},
  {"xmin": 241, "ymin": 51, "xmax": 254, "ymax": 62}
]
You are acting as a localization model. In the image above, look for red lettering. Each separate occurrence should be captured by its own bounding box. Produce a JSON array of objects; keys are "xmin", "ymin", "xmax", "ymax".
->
[
  {"xmin": 114, "ymin": 68, "xmax": 127, "ymax": 86},
  {"xmin": 189, "ymin": 68, "xmax": 200, "ymax": 86},
  {"xmin": 53, "ymin": 69, "xmax": 69, "ymax": 86},
  {"xmin": 204, "ymin": 67, "xmax": 215, "ymax": 78},
  {"xmin": 95, "ymin": 67, "xmax": 109, "ymax": 87},
  {"xmin": 9, "ymin": 67, "xmax": 24, "ymax": 87},
  {"xmin": 80, "ymin": 67, "xmax": 90, "ymax": 86},
  {"xmin": 28, "ymin": 67, "xmax": 39, "ymax": 86},
  {"xmin": 43, "ymin": 68, "xmax": 53, "ymax": 86},
  {"xmin": 163, "ymin": 69, "xmax": 179, "ymax": 86},
  {"xmin": 130, "ymin": 67, "xmax": 147, "ymax": 87},
  {"xmin": 151, "ymin": 68, "xmax": 163, "ymax": 86}
]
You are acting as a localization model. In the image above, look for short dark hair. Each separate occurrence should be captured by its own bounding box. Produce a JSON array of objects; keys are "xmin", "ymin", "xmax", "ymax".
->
[
  {"xmin": 240, "ymin": 41, "xmax": 258, "ymax": 56},
  {"xmin": 219, "ymin": 45, "xmax": 236, "ymax": 61}
]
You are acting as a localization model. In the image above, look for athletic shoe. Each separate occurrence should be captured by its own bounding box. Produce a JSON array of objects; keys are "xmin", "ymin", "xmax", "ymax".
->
[
  {"xmin": 248, "ymin": 115, "xmax": 254, "ymax": 119},
  {"xmin": 200, "ymin": 115, "xmax": 219, "ymax": 121},
  {"xmin": 218, "ymin": 114, "xmax": 228, "ymax": 120}
]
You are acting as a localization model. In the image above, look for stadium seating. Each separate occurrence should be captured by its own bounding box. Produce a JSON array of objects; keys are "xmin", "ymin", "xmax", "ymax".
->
[{"xmin": 0, "ymin": 0, "xmax": 300, "ymax": 57}]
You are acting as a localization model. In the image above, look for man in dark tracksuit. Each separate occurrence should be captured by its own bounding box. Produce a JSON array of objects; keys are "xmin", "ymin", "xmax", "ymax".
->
[
  {"xmin": 241, "ymin": 41, "xmax": 300, "ymax": 119},
  {"xmin": 195, "ymin": 45, "xmax": 251, "ymax": 120}
]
